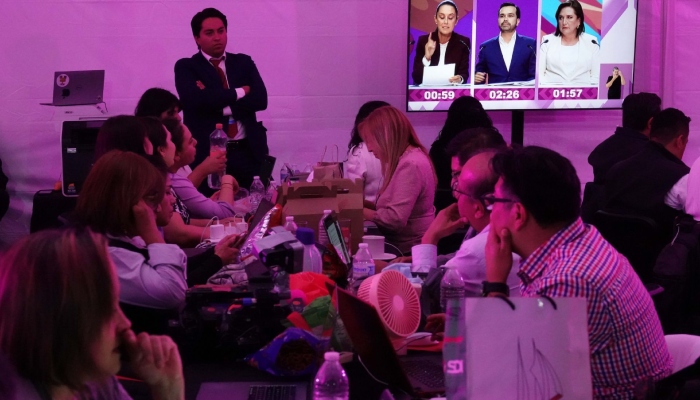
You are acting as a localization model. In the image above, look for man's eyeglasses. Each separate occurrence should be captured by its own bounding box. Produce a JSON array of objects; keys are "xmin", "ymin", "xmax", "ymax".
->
[{"xmin": 478, "ymin": 194, "xmax": 517, "ymax": 211}]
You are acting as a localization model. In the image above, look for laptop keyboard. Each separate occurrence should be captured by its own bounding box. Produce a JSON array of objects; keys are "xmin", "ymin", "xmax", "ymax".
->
[
  {"xmin": 248, "ymin": 385, "xmax": 297, "ymax": 400},
  {"xmin": 400, "ymin": 359, "xmax": 445, "ymax": 389}
]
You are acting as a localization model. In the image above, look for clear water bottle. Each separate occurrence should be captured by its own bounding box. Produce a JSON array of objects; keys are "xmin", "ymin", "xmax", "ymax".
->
[
  {"xmin": 284, "ymin": 216, "xmax": 298, "ymax": 235},
  {"xmin": 440, "ymin": 265, "xmax": 465, "ymax": 313},
  {"xmin": 318, "ymin": 210, "xmax": 332, "ymax": 246},
  {"xmin": 296, "ymin": 228, "xmax": 323, "ymax": 274},
  {"xmin": 249, "ymin": 175, "xmax": 265, "ymax": 213},
  {"xmin": 208, "ymin": 123, "xmax": 228, "ymax": 189},
  {"xmin": 280, "ymin": 166, "xmax": 289, "ymax": 183},
  {"xmin": 352, "ymin": 243, "xmax": 375, "ymax": 280},
  {"xmin": 313, "ymin": 352, "xmax": 349, "ymax": 400}
]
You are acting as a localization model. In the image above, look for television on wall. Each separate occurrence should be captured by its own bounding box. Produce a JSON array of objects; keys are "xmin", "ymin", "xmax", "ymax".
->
[{"xmin": 407, "ymin": 0, "xmax": 638, "ymax": 111}]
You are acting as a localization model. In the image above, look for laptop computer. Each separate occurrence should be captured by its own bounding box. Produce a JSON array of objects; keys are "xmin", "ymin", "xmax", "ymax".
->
[
  {"xmin": 197, "ymin": 381, "xmax": 309, "ymax": 400},
  {"xmin": 51, "ymin": 70, "xmax": 104, "ymax": 106},
  {"xmin": 335, "ymin": 286, "xmax": 445, "ymax": 398}
]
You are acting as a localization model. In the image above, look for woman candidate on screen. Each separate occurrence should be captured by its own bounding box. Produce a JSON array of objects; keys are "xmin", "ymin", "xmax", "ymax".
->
[
  {"xmin": 538, "ymin": 0, "xmax": 600, "ymax": 86},
  {"xmin": 412, "ymin": 0, "xmax": 471, "ymax": 85}
]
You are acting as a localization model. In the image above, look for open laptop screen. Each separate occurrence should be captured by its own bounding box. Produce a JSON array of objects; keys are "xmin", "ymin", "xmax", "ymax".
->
[{"xmin": 323, "ymin": 213, "xmax": 351, "ymax": 265}]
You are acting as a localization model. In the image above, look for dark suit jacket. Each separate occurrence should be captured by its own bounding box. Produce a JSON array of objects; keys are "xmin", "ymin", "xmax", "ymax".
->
[
  {"xmin": 604, "ymin": 141, "xmax": 690, "ymax": 235},
  {"xmin": 412, "ymin": 32, "xmax": 470, "ymax": 85},
  {"xmin": 475, "ymin": 34, "xmax": 536, "ymax": 84},
  {"xmin": 588, "ymin": 126, "xmax": 648, "ymax": 184},
  {"xmin": 174, "ymin": 51, "xmax": 268, "ymax": 165}
]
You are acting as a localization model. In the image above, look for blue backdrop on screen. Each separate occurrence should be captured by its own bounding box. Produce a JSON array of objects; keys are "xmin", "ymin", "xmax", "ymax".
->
[{"xmin": 475, "ymin": 0, "xmax": 538, "ymax": 48}]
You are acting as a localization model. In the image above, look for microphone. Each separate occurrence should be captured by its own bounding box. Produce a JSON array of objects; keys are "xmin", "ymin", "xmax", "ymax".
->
[
  {"xmin": 459, "ymin": 39, "xmax": 471, "ymax": 53},
  {"xmin": 542, "ymin": 39, "xmax": 549, "ymax": 44},
  {"xmin": 591, "ymin": 39, "xmax": 599, "ymax": 46}
]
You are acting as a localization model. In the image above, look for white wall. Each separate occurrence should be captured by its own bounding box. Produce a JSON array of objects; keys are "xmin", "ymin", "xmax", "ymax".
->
[{"xmin": 0, "ymin": 0, "xmax": 696, "ymax": 246}]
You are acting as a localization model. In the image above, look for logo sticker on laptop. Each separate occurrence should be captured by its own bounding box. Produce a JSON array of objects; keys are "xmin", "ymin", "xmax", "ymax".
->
[{"xmin": 56, "ymin": 74, "xmax": 70, "ymax": 87}]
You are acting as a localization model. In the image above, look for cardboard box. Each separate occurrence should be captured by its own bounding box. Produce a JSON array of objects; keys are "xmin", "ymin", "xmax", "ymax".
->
[{"xmin": 278, "ymin": 179, "xmax": 364, "ymax": 253}]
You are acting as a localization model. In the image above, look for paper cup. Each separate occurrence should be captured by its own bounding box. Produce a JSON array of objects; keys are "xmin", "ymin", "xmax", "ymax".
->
[
  {"xmin": 362, "ymin": 235, "xmax": 385, "ymax": 258},
  {"xmin": 411, "ymin": 244, "xmax": 437, "ymax": 274}
]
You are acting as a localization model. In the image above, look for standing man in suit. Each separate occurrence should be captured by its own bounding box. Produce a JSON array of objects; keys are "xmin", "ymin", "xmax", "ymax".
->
[
  {"xmin": 175, "ymin": 8, "xmax": 268, "ymax": 190},
  {"xmin": 474, "ymin": 3, "xmax": 536, "ymax": 84}
]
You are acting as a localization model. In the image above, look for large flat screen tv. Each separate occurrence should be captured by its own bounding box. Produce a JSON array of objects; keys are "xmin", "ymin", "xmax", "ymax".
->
[{"xmin": 407, "ymin": 0, "xmax": 638, "ymax": 111}]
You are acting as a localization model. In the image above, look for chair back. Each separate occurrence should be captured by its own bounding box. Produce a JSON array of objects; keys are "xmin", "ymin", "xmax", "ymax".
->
[{"xmin": 590, "ymin": 210, "xmax": 667, "ymax": 283}]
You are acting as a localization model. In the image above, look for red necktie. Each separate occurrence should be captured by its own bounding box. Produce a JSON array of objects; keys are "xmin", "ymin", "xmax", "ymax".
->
[{"xmin": 210, "ymin": 58, "xmax": 238, "ymax": 138}]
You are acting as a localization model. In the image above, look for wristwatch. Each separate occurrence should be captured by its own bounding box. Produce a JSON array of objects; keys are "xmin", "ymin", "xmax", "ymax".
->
[{"xmin": 482, "ymin": 281, "xmax": 509, "ymax": 297}]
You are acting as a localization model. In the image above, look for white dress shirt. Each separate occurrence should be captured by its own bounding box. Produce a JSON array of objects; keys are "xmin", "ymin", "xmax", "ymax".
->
[{"xmin": 499, "ymin": 31, "xmax": 517, "ymax": 71}]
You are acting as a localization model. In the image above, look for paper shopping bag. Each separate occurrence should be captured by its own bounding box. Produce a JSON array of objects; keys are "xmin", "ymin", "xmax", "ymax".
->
[
  {"xmin": 456, "ymin": 297, "xmax": 592, "ymax": 399},
  {"xmin": 312, "ymin": 145, "xmax": 343, "ymax": 181}
]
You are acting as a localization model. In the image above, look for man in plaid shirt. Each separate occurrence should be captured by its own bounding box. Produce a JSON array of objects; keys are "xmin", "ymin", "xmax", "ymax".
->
[{"xmin": 483, "ymin": 146, "xmax": 672, "ymax": 399}]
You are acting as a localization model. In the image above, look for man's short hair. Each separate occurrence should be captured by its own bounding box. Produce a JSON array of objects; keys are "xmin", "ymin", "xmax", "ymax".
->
[
  {"xmin": 650, "ymin": 108, "xmax": 691, "ymax": 145},
  {"xmin": 622, "ymin": 92, "xmax": 661, "ymax": 131},
  {"xmin": 464, "ymin": 152, "xmax": 499, "ymax": 200},
  {"xmin": 499, "ymin": 2, "xmax": 520, "ymax": 19},
  {"xmin": 491, "ymin": 146, "xmax": 581, "ymax": 228},
  {"xmin": 191, "ymin": 8, "xmax": 228, "ymax": 37},
  {"xmin": 445, "ymin": 127, "xmax": 507, "ymax": 165}
]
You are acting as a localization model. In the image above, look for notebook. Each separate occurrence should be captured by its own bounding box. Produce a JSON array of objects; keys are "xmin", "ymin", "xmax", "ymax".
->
[
  {"xmin": 335, "ymin": 286, "xmax": 445, "ymax": 398},
  {"xmin": 50, "ymin": 70, "xmax": 105, "ymax": 106}
]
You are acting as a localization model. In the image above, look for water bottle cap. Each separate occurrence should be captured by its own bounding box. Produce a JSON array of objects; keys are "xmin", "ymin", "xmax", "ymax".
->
[
  {"xmin": 324, "ymin": 351, "xmax": 340, "ymax": 361},
  {"xmin": 358, "ymin": 243, "xmax": 368, "ymax": 248},
  {"xmin": 286, "ymin": 216, "xmax": 294, "ymax": 222},
  {"xmin": 215, "ymin": 123, "xmax": 223, "ymax": 129},
  {"xmin": 254, "ymin": 176, "xmax": 260, "ymax": 180},
  {"xmin": 296, "ymin": 227, "xmax": 315, "ymax": 245}
]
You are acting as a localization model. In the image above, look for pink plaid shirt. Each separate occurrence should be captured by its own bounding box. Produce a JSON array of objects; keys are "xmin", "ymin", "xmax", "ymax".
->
[{"xmin": 517, "ymin": 218, "xmax": 672, "ymax": 399}]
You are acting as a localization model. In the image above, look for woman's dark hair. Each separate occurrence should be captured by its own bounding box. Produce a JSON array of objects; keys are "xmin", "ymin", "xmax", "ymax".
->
[
  {"xmin": 0, "ymin": 227, "xmax": 115, "ymax": 392},
  {"xmin": 134, "ymin": 88, "xmax": 182, "ymax": 120},
  {"xmin": 163, "ymin": 119, "xmax": 186, "ymax": 153},
  {"xmin": 491, "ymin": 146, "xmax": 581, "ymax": 228},
  {"xmin": 348, "ymin": 101, "xmax": 390, "ymax": 151},
  {"xmin": 434, "ymin": 96, "xmax": 493, "ymax": 147},
  {"xmin": 191, "ymin": 8, "xmax": 227, "ymax": 37},
  {"xmin": 94, "ymin": 115, "xmax": 148, "ymax": 162},
  {"xmin": 436, "ymin": 0, "xmax": 458, "ymax": 17},
  {"xmin": 76, "ymin": 150, "xmax": 165, "ymax": 237},
  {"xmin": 554, "ymin": 0, "xmax": 585, "ymax": 38},
  {"xmin": 139, "ymin": 116, "xmax": 167, "ymax": 149}
]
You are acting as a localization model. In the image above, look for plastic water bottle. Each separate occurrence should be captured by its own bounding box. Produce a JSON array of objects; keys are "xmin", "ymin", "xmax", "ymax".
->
[
  {"xmin": 443, "ymin": 279, "xmax": 467, "ymax": 400},
  {"xmin": 280, "ymin": 167, "xmax": 289, "ymax": 183},
  {"xmin": 296, "ymin": 228, "xmax": 323, "ymax": 274},
  {"xmin": 284, "ymin": 216, "xmax": 298, "ymax": 235},
  {"xmin": 318, "ymin": 210, "xmax": 332, "ymax": 246},
  {"xmin": 440, "ymin": 265, "xmax": 465, "ymax": 313},
  {"xmin": 208, "ymin": 123, "xmax": 227, "ymax": 189},
  {"xmin": 352, "ymin": 243, "xmax": 375, "ymax": 280},
  {"xmin": 313, "ymin": 352, "xmax": 349, "ymax": 400},
  {"xmin": 249, "ymin": 175, "xmax": 265, "ymax": 213}
]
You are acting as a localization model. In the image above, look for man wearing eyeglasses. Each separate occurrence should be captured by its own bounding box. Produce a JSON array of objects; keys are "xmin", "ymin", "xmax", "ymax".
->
[
  {"xmin": 483, "ymin": 146, "xmax": 671, "ymax": 398},
  {"xmin": 423, "ymin": 151, "xmax": 520, "ymax": 296}
]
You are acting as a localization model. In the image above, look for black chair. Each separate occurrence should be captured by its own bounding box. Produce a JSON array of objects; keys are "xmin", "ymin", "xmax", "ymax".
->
[
  {"xmin": 581, "ymin": 181, "xmax": 605, "ymax": 224},
  {"xmin": 590, "ymin": 210, "xmax": 668, "ymax": 284}
]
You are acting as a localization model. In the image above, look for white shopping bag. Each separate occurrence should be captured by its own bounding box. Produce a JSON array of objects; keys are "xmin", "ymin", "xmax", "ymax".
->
[{"xmin": 463, "ymin": 297, "xmax": 592, "ymax": 399}]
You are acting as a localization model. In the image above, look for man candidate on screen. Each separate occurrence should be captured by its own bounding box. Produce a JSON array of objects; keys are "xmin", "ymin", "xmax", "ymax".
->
[
  {"xmin": 175, "ymin": 7, "xmax": 268, "ymax": 190},
  {"xmin": 474, "ymin": 3, "xmax": 536, "ymax": 84}
]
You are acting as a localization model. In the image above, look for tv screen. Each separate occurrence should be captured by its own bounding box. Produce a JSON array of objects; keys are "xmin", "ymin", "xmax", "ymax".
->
[{"xmin": 407, "ymin": 0, "xmax": 638, "ymax": 111}]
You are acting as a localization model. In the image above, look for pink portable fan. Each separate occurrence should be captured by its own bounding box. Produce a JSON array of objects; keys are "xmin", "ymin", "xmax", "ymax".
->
[{"xmin": 357, "ymin": 270, "xmax": 421, "ymax": 352}]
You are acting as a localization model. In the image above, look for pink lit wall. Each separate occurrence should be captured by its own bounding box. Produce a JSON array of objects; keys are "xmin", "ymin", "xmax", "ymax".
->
[{"xmin": 0, "ymin": 0, "xmax": 696, "ymax": 245}]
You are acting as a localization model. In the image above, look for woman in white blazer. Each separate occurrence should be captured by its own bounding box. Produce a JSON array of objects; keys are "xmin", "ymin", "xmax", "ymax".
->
[{"xmin": 539, "ymin": 0, "xmax": 600, "ymax": 86}]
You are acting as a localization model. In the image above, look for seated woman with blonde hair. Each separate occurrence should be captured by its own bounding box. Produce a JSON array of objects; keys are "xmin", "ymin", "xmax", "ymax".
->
[
  {"xmin": 361, "ymin": 106, "xmax": 437, "ymax": 254},
  {"xmin": 0, "ymin": 227, "xmax": 184, "ymax": 399}
]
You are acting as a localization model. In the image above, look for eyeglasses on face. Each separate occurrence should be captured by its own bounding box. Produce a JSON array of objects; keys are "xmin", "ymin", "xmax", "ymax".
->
[{"xmin": 478, "ymin": 193, "xmax": 517, "ymax": 211}]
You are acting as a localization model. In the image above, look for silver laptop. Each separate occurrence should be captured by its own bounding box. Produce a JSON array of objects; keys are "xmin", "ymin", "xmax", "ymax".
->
[{"xmin": 51, "ymin": 70, "xmax": 104, "ymax": 106}]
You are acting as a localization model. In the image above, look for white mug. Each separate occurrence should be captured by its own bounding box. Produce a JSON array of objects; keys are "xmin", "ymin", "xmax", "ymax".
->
[{"xmin": 362, "ymin": 235, "xmax": 385, "ymax": 258}]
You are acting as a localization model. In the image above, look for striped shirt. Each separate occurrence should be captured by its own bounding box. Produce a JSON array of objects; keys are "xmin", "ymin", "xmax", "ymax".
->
[{"xmin": 517, "ymin": 218, "xmax": 672, "ymax": 399}]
